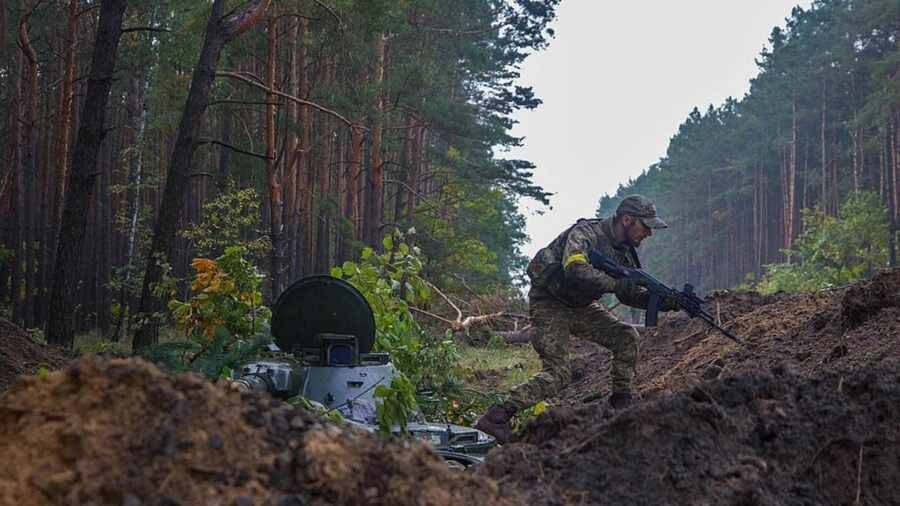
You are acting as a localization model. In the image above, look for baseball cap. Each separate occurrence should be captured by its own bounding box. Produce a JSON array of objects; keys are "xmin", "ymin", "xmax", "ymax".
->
[{"xmin": 616, "ymin": 195, "xmax": 668, "ymax": 229}]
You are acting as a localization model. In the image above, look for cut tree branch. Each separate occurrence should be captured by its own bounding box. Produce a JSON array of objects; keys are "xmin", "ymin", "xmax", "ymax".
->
[
  {"xmin": 121, "ymin": 26, "xmax": 171, "ymax": 34},
  {"xmin": 311, "ymin": 0, "xmax": 343, "ymax": 27},
  {"xmin": 217, "ymin": 70, "xmax": 358, "ymax": 128},
  {"xmin": 208, "ymin": 99, "xmax": 280, "ymax": 107},
  {"xmin": 195, "ymin": 139, "xmax": 272, "ymax": 160}
]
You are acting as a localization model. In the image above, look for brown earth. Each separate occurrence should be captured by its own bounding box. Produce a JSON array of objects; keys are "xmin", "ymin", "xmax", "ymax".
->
[
  {"xmin": 1, "ymin": 270, "xmax": 897, "ymax": 505},
  {"xmin": 0, "ymin": 317, "xmax": 70, "ymax": 390},
  {"xmin": 480, "ymin": 268, "xmax": 900, "ymax": 505},
  {"xmin": 0, "ymin": 357, "xmax": 516, "ymax": 506}
]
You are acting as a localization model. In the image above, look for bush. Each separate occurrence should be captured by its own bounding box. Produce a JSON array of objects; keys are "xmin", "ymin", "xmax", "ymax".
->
[
  {"xmin": 141, "ymin": 246, "xmax": 272, "ymax": 379},
  {"xmin": 758, "ymin": 192, "xmax": 889, "ymax": 293},
  {"xmin": 330, "ymin": 230, "xmax": 464, "ymax": 420}
]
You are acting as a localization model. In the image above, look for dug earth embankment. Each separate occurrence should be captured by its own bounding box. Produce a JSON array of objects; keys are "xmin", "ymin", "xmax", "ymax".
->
[{"xmin": 480, "ymin": 269, "xmax": 900, "ymax": 505}]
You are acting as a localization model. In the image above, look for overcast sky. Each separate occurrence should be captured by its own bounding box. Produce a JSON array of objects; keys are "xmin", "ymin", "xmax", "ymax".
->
[{"xmin": 510, "ymin": 0, "xmax": 808, "ymax": 259}]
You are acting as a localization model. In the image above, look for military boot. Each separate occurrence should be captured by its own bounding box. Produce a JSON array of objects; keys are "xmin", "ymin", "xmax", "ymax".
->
[
  {"xmin": 608, "ymin": 390, "xmax": 633, "ymax": 410},
  {"xmin": 474, "ymin": 403, "xmax": 514, "ymax": 444}
]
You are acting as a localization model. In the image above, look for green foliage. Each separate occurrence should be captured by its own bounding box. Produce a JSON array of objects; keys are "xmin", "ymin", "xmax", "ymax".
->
[
  {"xmin": 757, "ymin": 192, "xmax": 889, "ymax": 293},
  {"xmin": 169, "ymin": 246, "xmax": 271, "ymax": 340},
  {"xmin": 287, "ymin": 396, "xmax": 346, "ymax": 425},
  {"xmin": 595, "ymin": 0, "xmax": 899, "ymax": 292},
  {"xmin": 374, "ymin": 374, "xmax": 418, "ymax": 436},
  {"xmin": 138, "ymin": 326, "xmax": 271, "ymax": 379},
  {"xmin": 512, "ymin": 400, "xmax": 549, "ymax": 434},
  {"xmin": 0, "ymin": 247, "xmax": 14, "ymax": 270},
  {"xmin": 330, "ymin": 230, "xmax": 431, "ymax": 342},
  {"xmin": 77, "ymin": 339, "xmax": 129, "ymax": 357},
  {"xmin": 330, "ymin": 230, "xmax": 465, "ymax": 419},
  {"xmin": 413, "ymin": 182, "xmax": 530, "ymax": 289},
  {"xmin": 180, "ymin": 185, "xmax": 271, "ymax": 262},
  {"xmin": 135, "ymin": 246, "xmax": 273, "ymax": 379}
]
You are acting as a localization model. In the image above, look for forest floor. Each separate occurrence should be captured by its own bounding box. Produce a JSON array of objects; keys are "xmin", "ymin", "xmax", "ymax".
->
[
  {"xmin": 1, "ymin": 268, "xmax": 898, "ymax": 505},
  {"xmin": 479, "ymin": 268, "xmax": 900, "ymax": 505},
  {"xmin": 0, "ymin": 318, "xmax": 69, "ymax": 391}
]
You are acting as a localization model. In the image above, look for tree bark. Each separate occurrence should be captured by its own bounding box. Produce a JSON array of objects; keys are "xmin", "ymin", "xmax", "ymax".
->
[
  {"xmin": 297, "ymin": 17, "xmax": 312, "ymax": 275},
  {"xmin": 787, "ymin": 95, "xmax": 798, "ymax": 251},
  {"xmin": 284, "ymin": 11, "xmax": 299, "ymax": 283},
  {"xmin": 133, "ymin": 0, "xmax": 271, "ymax": 350},
  {"xmin": 265, "ymin": 9, "xmax": 283, "ymax": 298},
  {"xmin": 890, "ymin": 111, "xmax": 898, "ymax": 267},
  {"xmin": 348, "ymin": 125, "xmax": 364, "ymax": 239},
  {"xmin": 17, "ymin": 4, "xmax": 39, "ymax": 328},
  {"xmin": 367, "ymin": 34, "xmax": 386, "ymax": 246},
  {"xmin": 47, "ymin": 0, "xmax": 128, "ymax": 348},
  {"xmin": 54, "ymin": 0, "xmax": 79, "ymax": 224},
  {"xmin": 110, "ymin": 71, "xmax": 148, "ymax": 342},
  {"xmin": 821, "ymin": 79, "xmax": 828, "ymax": 213}
]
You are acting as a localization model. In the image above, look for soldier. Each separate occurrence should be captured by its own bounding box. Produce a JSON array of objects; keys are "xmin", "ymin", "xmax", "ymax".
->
[{"xmin": 474, "ymin": 195, "xmax": 678, "ymax": 443}]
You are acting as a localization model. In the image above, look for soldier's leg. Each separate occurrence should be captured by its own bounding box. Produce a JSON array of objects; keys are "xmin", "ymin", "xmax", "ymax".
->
[
  {"xmin": 574, "ymin": 301, "xmax": 639, "ymax": 395},
  {"xmin": 504, "ymin": 298, "xmax": 574, "ymax": 412}
]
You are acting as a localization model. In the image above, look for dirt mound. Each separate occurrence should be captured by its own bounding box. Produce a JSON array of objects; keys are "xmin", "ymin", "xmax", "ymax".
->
[
  {"xmin": 556, "ymin": 269, "xmax": 900, "ymax": 405},
  {"xmin": 0, "ymin": 357, "xmax": 516, "ymax": 506},
  {"xmin": 481, "ymin": 365, "xmax": 900, "ymax": 505},
  {"xmin": 0, "ymin": 317, "xmax": 69, "ymax": 390},
  {"xmin": 480, "ymin": 269, "xmax": 900, "ymax": 504}
]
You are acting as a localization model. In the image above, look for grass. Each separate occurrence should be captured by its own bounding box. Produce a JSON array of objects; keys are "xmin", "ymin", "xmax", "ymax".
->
[
  {"xmin": 458, "ymin": 338, "xmax": 541, "ymax": 394},
  {"xmin": 72, "ymin": 325, "xmax": 188, "ymax": 356}
]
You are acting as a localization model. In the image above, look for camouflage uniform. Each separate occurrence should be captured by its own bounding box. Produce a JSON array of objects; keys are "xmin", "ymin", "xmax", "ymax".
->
[{"xmin": 506, "ymin": 196, "xmax": 669, "ymax": 411}]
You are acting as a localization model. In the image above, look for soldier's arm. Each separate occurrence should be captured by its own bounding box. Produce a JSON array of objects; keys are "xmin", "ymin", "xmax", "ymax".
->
[
  {"xmin": 613, "ymin": 283, "xmax": 650, "ymax": 310},
  {"xmin": 561, "ymin": 223, "xmax": 618, "ymax": 297}
]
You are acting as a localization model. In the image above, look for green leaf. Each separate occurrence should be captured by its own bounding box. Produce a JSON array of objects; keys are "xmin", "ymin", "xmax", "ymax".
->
[{"xmin": 330, "ymin": 266, "xmax": 344, "ymax": 278}]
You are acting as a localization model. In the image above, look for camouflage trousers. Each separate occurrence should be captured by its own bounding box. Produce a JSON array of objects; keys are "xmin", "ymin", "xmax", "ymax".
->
[{"xmin": 505, "ymin": 293, "xmax": 640, "ymax": 412}]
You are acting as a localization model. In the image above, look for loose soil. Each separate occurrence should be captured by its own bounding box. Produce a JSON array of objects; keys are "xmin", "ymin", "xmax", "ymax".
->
[
  {"xmin": 1, "ymin": 269, "xmax": 897, "ymax": 504},
  {"xmin": 480, "ymin": 268, "xmax": 900, "ymax": 504},
  {"xmin": 0, "ymin": 357, "xmax": 516, "ymax": 506},
  {"xmin": 0, "ymin": 318, "xmax": 70, "ymax": 391}
]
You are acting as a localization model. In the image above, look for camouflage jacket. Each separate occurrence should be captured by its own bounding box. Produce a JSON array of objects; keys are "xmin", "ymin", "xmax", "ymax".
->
[{"xmin": 526, "ymin": 217, "xmax": 649, "ymax": 308}]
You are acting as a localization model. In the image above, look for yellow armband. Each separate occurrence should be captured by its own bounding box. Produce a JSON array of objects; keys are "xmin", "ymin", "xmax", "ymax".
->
[{"xmin": 563, "ymin": 253, "xmax": 588, "ymax": 269}]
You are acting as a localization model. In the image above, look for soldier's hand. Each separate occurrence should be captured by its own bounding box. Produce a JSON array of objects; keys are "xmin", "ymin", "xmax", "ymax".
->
[{"xmin": 662, "ymin": 295, "xmax": 681, "ymax": 312}]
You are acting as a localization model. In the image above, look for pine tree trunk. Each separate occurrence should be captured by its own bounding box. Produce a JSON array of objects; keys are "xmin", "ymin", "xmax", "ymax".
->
[
  {"xmin": 787, "ymin": 95, "xmax": 798, "ymax": 251},
  {"xmin": 367, "ymin": 34, "xmax": 386, "ymax": 246},
  {"xmin": 265, "ymin": 10, "xmax": 283, "ymax": 298},
  {"xmin": 133, "ymin": 0, "xmax": 271, "ymax": 350},
  {"xmin": 890, "ymin": 110, "xmax": 898, "ymax": 267},
  {"xmin": 349, "ymin": 125, "xmax": 364, "ymax": 239},
  {"xmin": 110, "ymin": 72, "xmax": 147, "ymax": 341},
  {"xmin": 297, "ymin": 17, "xmax": 312, "ymax": 276},
  {"xmin": 316, "ymin": 117, "xmax": 333, "ymax": 273},
  {"xmin": 395, "ymin": 113, "xmax": 415, "ymax": 221},
  {"xmin": 284, "ymin": 11, "xmax": 299, "ymax": 283},
  {"xmin": 47, "ymin": 0, "xmax": 128, "ymax": 348},
  {"xmin": 18, "ymin": 6, "xmax": 39, "ymax": 328},
  {"xmin": 821, "ymin": 80, "xmax": 828, "ymax": 212}
]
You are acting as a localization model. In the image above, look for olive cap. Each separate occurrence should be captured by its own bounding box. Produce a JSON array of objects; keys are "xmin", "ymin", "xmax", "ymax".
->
[{"xmin": 617, "ymin": 194, "xmax": 668, "ymax": 229}]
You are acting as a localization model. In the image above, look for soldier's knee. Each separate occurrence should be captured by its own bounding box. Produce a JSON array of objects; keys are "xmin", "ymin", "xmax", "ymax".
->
[{"xmin": 616, "ymin": 327, "xmax": 640, "ymax": 363}]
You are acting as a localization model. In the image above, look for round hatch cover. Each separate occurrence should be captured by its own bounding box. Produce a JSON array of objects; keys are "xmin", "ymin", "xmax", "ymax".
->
[{"xmin": 271, "ymin": 276, "xmax": 376, "ymax": 353}]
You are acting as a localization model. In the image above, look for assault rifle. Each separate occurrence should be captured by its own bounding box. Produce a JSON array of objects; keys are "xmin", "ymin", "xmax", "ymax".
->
[{"xmin": 588, "ymin": 249, "xmax": 747, "ymax": 347}]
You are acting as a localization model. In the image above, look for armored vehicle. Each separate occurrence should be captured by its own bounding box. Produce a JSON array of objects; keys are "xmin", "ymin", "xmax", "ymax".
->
[{"xmin": 233, "ymin": 276, "xmax": 496, "ymax": 467}]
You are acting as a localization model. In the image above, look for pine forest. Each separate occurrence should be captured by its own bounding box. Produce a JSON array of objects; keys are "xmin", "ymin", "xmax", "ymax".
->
[
  {"xmin": 599, "ymin": 0, "xmax": 898, "ymax": 294},
  {"xmin": 1, "ymin": 2, "xmax": 899, "ymax": 503}
]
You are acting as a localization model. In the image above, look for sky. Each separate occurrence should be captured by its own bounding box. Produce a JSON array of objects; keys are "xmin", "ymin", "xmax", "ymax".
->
[{"xmin": 510, "ymin": 0, "xmax": 809, "ymax": 259}]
